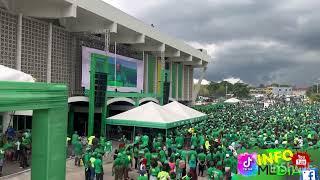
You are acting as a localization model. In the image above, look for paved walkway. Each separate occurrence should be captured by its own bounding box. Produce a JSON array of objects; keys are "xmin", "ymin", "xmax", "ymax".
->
[{"xmin": 2, "ymin": 158, "xmax": 208, "ymax": 180}]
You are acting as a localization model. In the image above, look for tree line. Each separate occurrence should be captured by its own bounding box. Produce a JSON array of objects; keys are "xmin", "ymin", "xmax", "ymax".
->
[{"xmin": 198, "ymin": 81, "xmax": 250, "ymax": 99}]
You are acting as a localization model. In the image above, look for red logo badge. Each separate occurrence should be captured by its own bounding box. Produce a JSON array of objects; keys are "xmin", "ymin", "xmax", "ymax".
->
[{"xmin": 291, "ymin": 152, "xmax": 311, "ymax": 168}]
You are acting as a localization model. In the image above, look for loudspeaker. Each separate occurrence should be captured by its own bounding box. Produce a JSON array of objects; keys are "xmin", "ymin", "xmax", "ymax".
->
[
  {"xmin": 95, "ymin": 72, "xmax": 108, "ymax": 107},
  {"xmin": 163, "ymin": 82, "xmax": 170, "ymax": 105},
  {"xmin": 165, "ymin": 62, "xmax": 170, "ymax": 70}
]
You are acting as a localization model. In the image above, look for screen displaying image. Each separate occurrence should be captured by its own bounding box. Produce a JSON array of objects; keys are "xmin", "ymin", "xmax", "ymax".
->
[{"xmin": 81, "ymin": 46, "xmax": 144, "ymax": 92}]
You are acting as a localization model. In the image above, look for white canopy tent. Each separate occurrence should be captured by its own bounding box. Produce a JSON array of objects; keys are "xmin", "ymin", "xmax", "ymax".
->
[
  {"xmin": 224, "ymin": 98, "xmax": 241, "ymax": 104},
  {"xmin": 0, "ymin": 65, "xmax": 35, "ymax": 131},
  {"xmin": 0, "ymin": 65, "xmax": 35, "ymax": 82},
  {"xmin": 107, "ymin": 102, "xmax": 207, "ymax": 129},
  {"xmin": 163, "ymin": 101, "xmax": 206, "ymax": 119}
]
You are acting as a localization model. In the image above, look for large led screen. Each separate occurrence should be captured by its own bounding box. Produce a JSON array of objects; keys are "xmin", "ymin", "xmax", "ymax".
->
[{"xmin": 81, "ymin": 46, "xmax": 144, "ymax": 92}]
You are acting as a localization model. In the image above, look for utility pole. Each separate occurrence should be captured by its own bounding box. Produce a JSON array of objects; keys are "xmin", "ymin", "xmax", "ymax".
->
[{"xmin": 225, "ymin": 83, "xmax": 228, "ymax": 99}]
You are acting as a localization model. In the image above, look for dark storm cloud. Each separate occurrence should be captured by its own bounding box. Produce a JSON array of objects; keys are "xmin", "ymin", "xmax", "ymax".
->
[{"xmin": 138, "ymin": 0, "xmax": 320, "ymax": 86}]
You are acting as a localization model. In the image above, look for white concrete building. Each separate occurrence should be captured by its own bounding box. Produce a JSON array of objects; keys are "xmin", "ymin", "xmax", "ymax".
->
[{"xmin": 0, "ymin": 0, "xmax": 210, "ymax": 134}]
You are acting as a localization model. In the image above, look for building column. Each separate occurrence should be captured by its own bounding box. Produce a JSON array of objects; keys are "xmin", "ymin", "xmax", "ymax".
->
[
  {"xmin": 181, "ymin": 64, "xmax": 185, "ymax": 101},
  {"xmin": 143, "ymin": 51, "xmax": 148, "ymax": 93},
  {"xmin": 154, "ymin": 57, "xmax": 158, "ymax": 94},
  {"xmin": 16, "ymin": 13, "xmax": 22, "ymax": 71},
  {"xmin": 47, "ymin": 23, "xmax": 53, "ymax": 83},
  {"xmin": 159, "ymin": 51, "xmax": 165, "ymax": 105},
  {"xmin": 176, "ymin": 64, "xmax": 179, "ymax": 100},
  {"xmin": 187, "ymin": 66, "xmax": 190, "ymax": 101},
  {"xmin": 169, "ymin": 60, "xmax": 173, "ymax": 98}
]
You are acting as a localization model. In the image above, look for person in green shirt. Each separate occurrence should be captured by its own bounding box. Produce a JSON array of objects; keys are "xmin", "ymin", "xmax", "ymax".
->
[
  {"xmin": 83, "ymin": 148, "xmax": 91, "ymax": 180},
  {"xmin": 112, "ymin": 156, "xmax": 123, "ymax": 180},
  {"xmin": 89, "ymin": 153, "xmax": 97, "ymax": 180},
  {"xmin": 158, "ymin": 163, "xmax": 170, "ymax": 180},
  {"xmin": 159, "ymin": 149, "xmax": 167, "ymax": 163},
  {"xmin": 182, "ymin": 172, "xmax": 192, "ymax": 180},
  {"xmin": 207, "ymin": 166, "xmax": 215, "ymax": 180},
  {"xmin": 191, "ymin": 134, "xmax": 198, "ymax": 149},
  {"xmin": 144, "ymin": 148, "xmax": 151, "ymax": 169},
  {"xmin": 94, "ymin": 154, "xmax": 103, "ymax": 180},
  {"xmin": 133, "ymin": 144, "xmax": 139, "ymax": 169},
  {"xmin": 71, "ymin": 131, "xmax": 79, "ymax": 156},
  {"xmin": 166, "ymin": 136, "xmax": 173, "ymax": 148},
  {"xmin": 0, "ymin": 147, "xmax": 5, "ymax": 177},
  {"xmin": 175, "ymin": 135, "xmax": 184, "ymax": 149},
  {"xmin": 188, "ymin": 154, "xmax": 197, "ymax": 179},
  {"xmin": 197, "ymin": 150, "xmax": 206, "ymax": 177},
  {"xmin": 74, "ymin": 140, "xmax": 82, "ymax": 166},
  {"xmin": 150, "ymin": 161, "xmax": 160, "ymax": 180}
]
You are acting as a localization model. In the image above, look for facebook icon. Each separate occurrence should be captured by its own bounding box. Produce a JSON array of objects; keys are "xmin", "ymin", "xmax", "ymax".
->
[{"xmin": 301, "ymin": 168, "xmax": 319, "ymax": 180}]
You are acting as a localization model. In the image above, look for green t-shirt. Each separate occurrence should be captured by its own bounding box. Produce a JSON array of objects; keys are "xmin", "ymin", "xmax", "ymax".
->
[
  {"xmin": 166, "ymin": 138, "xmax": 173, "ymax": 147},
  {"xmin": 113, "ymin": 158, "xmax": 122, "ymax": 167},
  {"xmin": 83, "ymin": 153, "xmax": 91, "ymax": 168},
  {"xmin": 207, "ymin": 167, "xmax": 215, "ymax": 180},
  {"xmin": 94, "ymin": 159, "xmax": 103, "ymax": 173},
  {"xmin": 151, "ymin": 152, "xmax": 159, "ymax": 159},
  {"xmin": 224, "ymin": 158, "xmax": 232, "ymax": 167},
  {"xmin": 191, "ymin": 136, "xmax": 198, "ymax": 147},
  {"xmin": 150, "ymin": 167, "xmax": 160, "ymax": 176},
  {"xmin": 188, "ymin": 150, "xmax": 197, "ymax": 159},
  {"xmin": 145, "ymin": 152, "xmax": 151, "ymax": 166},
  {"xmin": 0, "ymin": 149, "xmax": 4, "ymax": 160},
  {"xmin": 198, "ymin": 153, "xmax": 206, "ymax": 161},
  {"xmin": 159, "ymin": 150, "xmax": 166, "ymax": 162},
  {"xmin": 180, "ymin": 150, "xmax": 187, "ymax": 161},
  {"xmin": 138, "ymin": 176, "xmax": 148, "ymax": 180},
  {"xmin": 206, "ymin": 153, "xmax": 214, "ymax": 162},
  {"xmin": 71, "ymin": 134, "xmax": 79, "ymax": 144},
  {"xmin": 74, "ymin": 141, "xmax": 82, "ymax": 156}
]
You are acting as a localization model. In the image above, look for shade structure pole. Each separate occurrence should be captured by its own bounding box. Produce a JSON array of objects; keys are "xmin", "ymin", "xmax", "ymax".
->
[
  {"xmin": 133, "ymin": 126, "xmax": 136, "ymax": 142},
  {"xmin": 165, "ymin": 129, "xmax": 168, "ymax": 138},
  {"xmin": 88, "ymin": 54, "xmax": 96, "ymax": 136}
]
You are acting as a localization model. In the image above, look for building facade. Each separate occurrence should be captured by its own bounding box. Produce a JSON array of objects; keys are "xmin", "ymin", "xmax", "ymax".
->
[{"xmin": 0, "ymin": 0, "xmax": 210, "ymax": 134}]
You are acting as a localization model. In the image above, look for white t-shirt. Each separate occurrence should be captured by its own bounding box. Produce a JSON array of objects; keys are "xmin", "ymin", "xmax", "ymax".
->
[{"xmin": 15, "ymin": 141, "xmax": 21, "ymax": 150}]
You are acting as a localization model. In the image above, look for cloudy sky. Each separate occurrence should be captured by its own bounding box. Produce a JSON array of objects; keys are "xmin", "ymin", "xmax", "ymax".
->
[{"xmin": 103, "ymin": 0, "xmax": 320, "ymax": 86}]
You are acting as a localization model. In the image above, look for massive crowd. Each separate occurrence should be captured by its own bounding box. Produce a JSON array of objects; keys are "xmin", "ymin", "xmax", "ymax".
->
[
  {"xmin": 0, "ymin": 102, "xmax": 318, "ymax": 179},
  {"xmin": 0, "ymin": 127, "xmax": 32, "ymax": 176},
  {"xmin": 74, "ymin": 102, "xmax": 320, "ymax": 180}
]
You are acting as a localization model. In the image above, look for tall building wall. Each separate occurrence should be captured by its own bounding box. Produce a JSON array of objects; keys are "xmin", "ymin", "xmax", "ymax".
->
[
  {"xmin": 0, "ymin": 10, "xmax": 17, "ymax": 69},
  {"xmin": 21, "ymin": 17, "xmax": 48, "ymax": 82},
  {"xmin": 0, "ymin": 8, "xmax": 197, "ymax": 102},
  {"xmin": 51, "ymin": 26, "xmax": 72, "ymax": 85}
]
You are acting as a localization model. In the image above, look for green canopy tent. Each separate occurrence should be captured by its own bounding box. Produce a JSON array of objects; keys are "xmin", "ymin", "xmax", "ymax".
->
[{"xmin": 106, "ymin": 102, "xmax": 207, "ymax": 137}]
